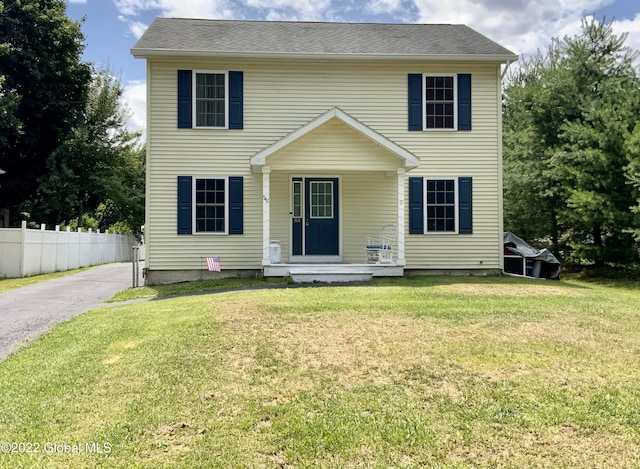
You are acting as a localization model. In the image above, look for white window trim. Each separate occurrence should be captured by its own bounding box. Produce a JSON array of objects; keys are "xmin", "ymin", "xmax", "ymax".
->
[
  {"xmin": 192, "ymin": 176, "xmax": 229, "ymax": 234},
  {"xmin": 423, "ymin": 73, "xmax": 458, "ymax": 131},
  {"xmin": 192, "ymin": 70, "xmax": 229, "ymax": 129},
  {"xmin": 424, "ymin": 177, "xmax": 459, "ymax": 234}
]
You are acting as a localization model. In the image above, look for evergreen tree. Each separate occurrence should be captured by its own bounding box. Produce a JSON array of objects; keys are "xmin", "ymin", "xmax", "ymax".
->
[{"xmin": 503, "ymin": 18, "xmax": 640, "ymax": 265}]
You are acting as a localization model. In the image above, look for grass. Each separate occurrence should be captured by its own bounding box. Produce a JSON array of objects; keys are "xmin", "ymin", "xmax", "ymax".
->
[
  {"xmin": 1, "ymin": 275, "xmax": 639, "ymax": 467},
  {"xmin": 0, "ymin": 267, "xmax": 96, "ymax": 293}
]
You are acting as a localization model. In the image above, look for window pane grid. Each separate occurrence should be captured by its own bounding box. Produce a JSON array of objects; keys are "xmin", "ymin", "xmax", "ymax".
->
[
  {"xmin": 426, "ymin": 179, "xmax": 455, "ymax": 232},
  {"xmin": 195, "ymin": 73, "xmax": 226, "ymax": 127},
  {"xmin": 195, "ymin": 178, "xmax": 226, "ymax": 232},
  {"xmin": 310, "ymin": 182, "xmax": 333, "ymax": 218},
  {"xmin": 292, "ymin": 181, "xmax": 302, "ymax": 217},
  {"xmin": 425, "ymin": 75, "xmax": 454, "ymax": 129}
]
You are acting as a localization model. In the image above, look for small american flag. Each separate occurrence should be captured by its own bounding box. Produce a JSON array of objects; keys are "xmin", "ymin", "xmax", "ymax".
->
[{"xmin": 206, "ymin": 257, "xmax": 221, "ymax": 272}]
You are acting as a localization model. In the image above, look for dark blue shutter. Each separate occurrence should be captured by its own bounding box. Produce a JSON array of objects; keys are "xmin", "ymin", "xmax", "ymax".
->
[
  {"xmin": 457, "ymin": 74, "xmax": 472, "ymax": 131},
  {"xmin": 458, "ymin": 177, "xmax": 473, "ymax": 234},
  {"xmin": 409, "ymin": 177, "xmax": 424, "ymax": 234},
  {"xmin": 229, "ymin": 176, "xmax": 243, "ymax": 234},
  {"xmin": 228, "ymin": 71, "xmax": 243, "ymax": 129},
  {"xmin": 177, "ymin": 70, "xmax": 192, "ymax": 129},
  {"xmin": 177, "ymin": 176, "xmax": 192, "ymax": 234},
  {"xmin": 408, "ymin": 74, "xmax": 423, "ymax": 131}
]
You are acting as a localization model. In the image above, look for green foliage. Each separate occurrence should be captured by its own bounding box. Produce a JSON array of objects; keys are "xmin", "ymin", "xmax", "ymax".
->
[
  {"xmin": 37, "ymin": 69, "xmax": 144, "ymax": 233},
  {"xmin": 504, "ymin": 18, "xmax": 640, "ymax": 266},
  {"xmin": 0, "ymin": 4, "xmax": 144, "ymax": 234},
  {"xmin": 0, "ymin": 0, "xmax": 91, "ymax": 213}
]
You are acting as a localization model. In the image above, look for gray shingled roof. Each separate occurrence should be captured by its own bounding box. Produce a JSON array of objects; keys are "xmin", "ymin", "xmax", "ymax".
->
[{"xmin": 131, "ymin": 18, "xmax": 517, "ymax": 62}]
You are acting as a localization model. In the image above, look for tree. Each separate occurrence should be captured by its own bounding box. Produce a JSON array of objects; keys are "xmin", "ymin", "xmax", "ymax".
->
[
  {"xmin": 36, "ymin": 69, "xmax": 144, "ymax": 233},
  {"xmin": 0, "ymin": 0, "xmax": 91, "ymax": 218},
  {"xmin": 503, "ymin": 18, "xmax": 640, "ymax": 265},
  {"xmin": 503, "ymin": 52, "xmax": 566, "ymax": 252}
]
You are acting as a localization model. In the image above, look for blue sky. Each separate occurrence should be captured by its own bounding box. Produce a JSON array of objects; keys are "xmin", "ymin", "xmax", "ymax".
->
[{"xmin": 64, "ymin": 0, "xmax": 640, "ymax": 136}]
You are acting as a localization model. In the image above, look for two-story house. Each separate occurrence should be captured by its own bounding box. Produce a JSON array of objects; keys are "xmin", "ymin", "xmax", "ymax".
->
[{"xmin": 131, "ymin": 19, "xmax": 517, "ymax": 284}]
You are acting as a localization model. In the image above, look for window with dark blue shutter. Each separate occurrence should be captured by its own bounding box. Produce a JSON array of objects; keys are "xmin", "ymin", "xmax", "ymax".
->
[
  {"xmin": 457, "ymin": 74, "xmax": 472, "ymax": 131},
  {"xmin": 414, "ymin": 177, "xmax": 473, "ymax": 234},
  {"xmin": 229, "ymin": 176, "xmax": 243, "ymax": 234},
  {"xmin": 458, "ymin": 177, "xmax": 473, "ymax": 234},
  {"xmin": 177, "ymin": 70, "xmax": 193, "ymax": 128},
  {"xmin": 426, "ymin": 179, "xmax": 456, "ymax": 232},
  {"xmin": 409, "ymin": 177, "xmax": 424, "ymax": 234},
  {"xmin": 177, "ymin": 176, "xmax": 192, "ymax": 234},
  {"xmin": 414, "ymin": 73, "xmax": 472, "ymax": 131},
  {"xmin": 408, "ymin": 74, "xmax": 423, "ymax": 131},
  {"xmin": 228, "ymin": 71, "xmax": 244, "ymax": 130},
  {"xmin": 178, "ymin": 176, "xmax": 243, "ymax": 234},
  {"xmin": 180, "ymin": 70, "xmax": 243, "ymax": 129}
]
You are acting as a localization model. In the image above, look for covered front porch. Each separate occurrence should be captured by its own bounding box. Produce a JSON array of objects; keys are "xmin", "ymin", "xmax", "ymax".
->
[{"xmin": 250, "ymin": 107, "xmax": 419, "ymax": 279}]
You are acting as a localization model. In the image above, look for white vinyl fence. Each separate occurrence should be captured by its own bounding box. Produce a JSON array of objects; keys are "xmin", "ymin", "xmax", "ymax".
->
[{"xmin": 0, "ymin": 221, "xmax": 140, "ymax": 278}]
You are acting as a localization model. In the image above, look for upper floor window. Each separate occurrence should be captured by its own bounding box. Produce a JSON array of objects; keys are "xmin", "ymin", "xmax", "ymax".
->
[
  {"xmin": 178, "ymin": 70, "xmax": 243, "ymax": 130},
  {"xmin": 194, "ymin": 71, "xmax": 228, "ymax": 128},
  {"xmin": 425, "ymin": 75, "xmax": 456, "ymax": 130},
  {"xmin": 408, "ymin": 73, "xmax": 471, "ymax": 132}
]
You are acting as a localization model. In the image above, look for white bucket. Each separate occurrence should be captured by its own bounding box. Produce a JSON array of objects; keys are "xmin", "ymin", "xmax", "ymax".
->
[{"xmin": 269, "ymin": 240, "xmax": 281, "ymax": 264}]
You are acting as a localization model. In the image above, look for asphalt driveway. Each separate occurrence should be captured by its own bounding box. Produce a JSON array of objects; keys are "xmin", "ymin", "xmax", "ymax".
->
[{"xmin": 0, "ymin": 263, "xmax": 138, "ymax": 361}]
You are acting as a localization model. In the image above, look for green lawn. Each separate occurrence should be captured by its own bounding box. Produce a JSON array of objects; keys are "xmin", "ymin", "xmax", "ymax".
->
[
  {"xmin": 1, "ymin": 276, "xmax": 639, "ymax": 468},
  {"xmin": 0, "ymin": 267, "xmax": 96, "ymax": 293}
]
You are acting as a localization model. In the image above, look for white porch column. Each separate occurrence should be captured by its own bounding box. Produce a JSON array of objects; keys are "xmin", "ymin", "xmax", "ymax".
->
[
  {"xmin": 396, "ymin": 168, "xmax": 406, "ymax": 265},
  {"xmin": 262, "ymin": 166, "xmax": 271, "ymax": 266}
]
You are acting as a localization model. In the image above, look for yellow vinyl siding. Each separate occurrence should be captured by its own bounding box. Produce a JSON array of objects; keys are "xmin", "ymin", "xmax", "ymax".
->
[
  {"xmin": 268, "ymin": 118, "xmax": 403, "ymax": 172},
  {"xmin": 146, "ymin": 58, "xmax": 502, "ymax": 270}
]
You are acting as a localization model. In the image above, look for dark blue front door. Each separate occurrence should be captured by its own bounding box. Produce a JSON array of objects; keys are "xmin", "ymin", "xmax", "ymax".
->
[{"xmin": 292, "ymin": 178, "xmax": 339, "ymax": 256}]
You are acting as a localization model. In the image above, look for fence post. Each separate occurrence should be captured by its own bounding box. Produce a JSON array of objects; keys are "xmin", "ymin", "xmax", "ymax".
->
[
  {"xmin": 20, "ymin": 220, "xmax": 27, "ymax": 277},
  {"xmin": 54, "ymin": 225, "xmax": 60, "ymax": 273},
  {"xmin": 66, "ymin": 226, "xmax": 71, "ymax": 271},
  {"xmin": 132, "ymin": 245, "xmax": 140, "ymax": 288},
  {"xmin": 39, "ymin": 223, "xmax": 46, "ymax": 276}
]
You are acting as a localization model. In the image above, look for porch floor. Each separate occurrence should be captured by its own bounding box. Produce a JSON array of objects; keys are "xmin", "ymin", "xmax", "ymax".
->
[{"xmin": 264, "ymin": 262, "xmax": 403, "ymax": 282}]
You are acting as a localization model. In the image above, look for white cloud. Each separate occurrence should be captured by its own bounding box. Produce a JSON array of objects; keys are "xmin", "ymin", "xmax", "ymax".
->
[
  {"xmin": 113, "ymin": 0, "xmax": 158, "ymax": 17},
  {"xmin": 612, "ymin": 13, "xmax": 640, "ymax": 62},
  {"xmin": 123, "ymin": 80, "xmax": 146, "ymax": 139},
  {"xmin": 408, "ymin": 0, "xmax": 613, "ymax": 58},
  {"xmin": 128, "ymin": 20, "xmax": 149, "ymax": 38},
  {"xmin": 245, "ymin": 0, "xmax": 333, "ymax": 21},
  {"xmin": 114, "ymin": 0, "xmax": 235, "ymax": 19}
]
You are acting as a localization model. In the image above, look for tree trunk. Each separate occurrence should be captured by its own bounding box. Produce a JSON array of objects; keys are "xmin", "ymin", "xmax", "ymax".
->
[
  {"xmin": 593, "ymin": 225, "xmax": 604, "ymax": 267},
  {"xmin": 78, "ymin": 200, "xmax": 83, "ymax": 229},
  {"xmin": 551, "ymin": 209, "xmax": 560, "ymax": 258}
]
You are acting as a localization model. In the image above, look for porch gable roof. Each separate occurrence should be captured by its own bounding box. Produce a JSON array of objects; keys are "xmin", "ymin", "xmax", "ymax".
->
[{"xmin": 250, "ymin": 107, "xmax": 420, "ymax": 173}]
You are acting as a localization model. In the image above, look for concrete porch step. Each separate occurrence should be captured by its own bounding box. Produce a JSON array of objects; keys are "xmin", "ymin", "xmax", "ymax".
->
[{"xmin": 287, "ymin": 266, "xmax": 373, "ymax": 283}]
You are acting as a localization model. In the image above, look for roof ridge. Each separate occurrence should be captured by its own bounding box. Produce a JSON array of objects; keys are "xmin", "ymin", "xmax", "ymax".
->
[{"xmin": 157, "ymin": 17, "xmax": 460, "ymax": 27}]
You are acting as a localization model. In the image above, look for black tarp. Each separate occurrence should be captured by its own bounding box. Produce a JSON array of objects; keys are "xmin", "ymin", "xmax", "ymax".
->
[{"xmin": 503, "ymin": 232, "xmax": 561, "ymax": 280}]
